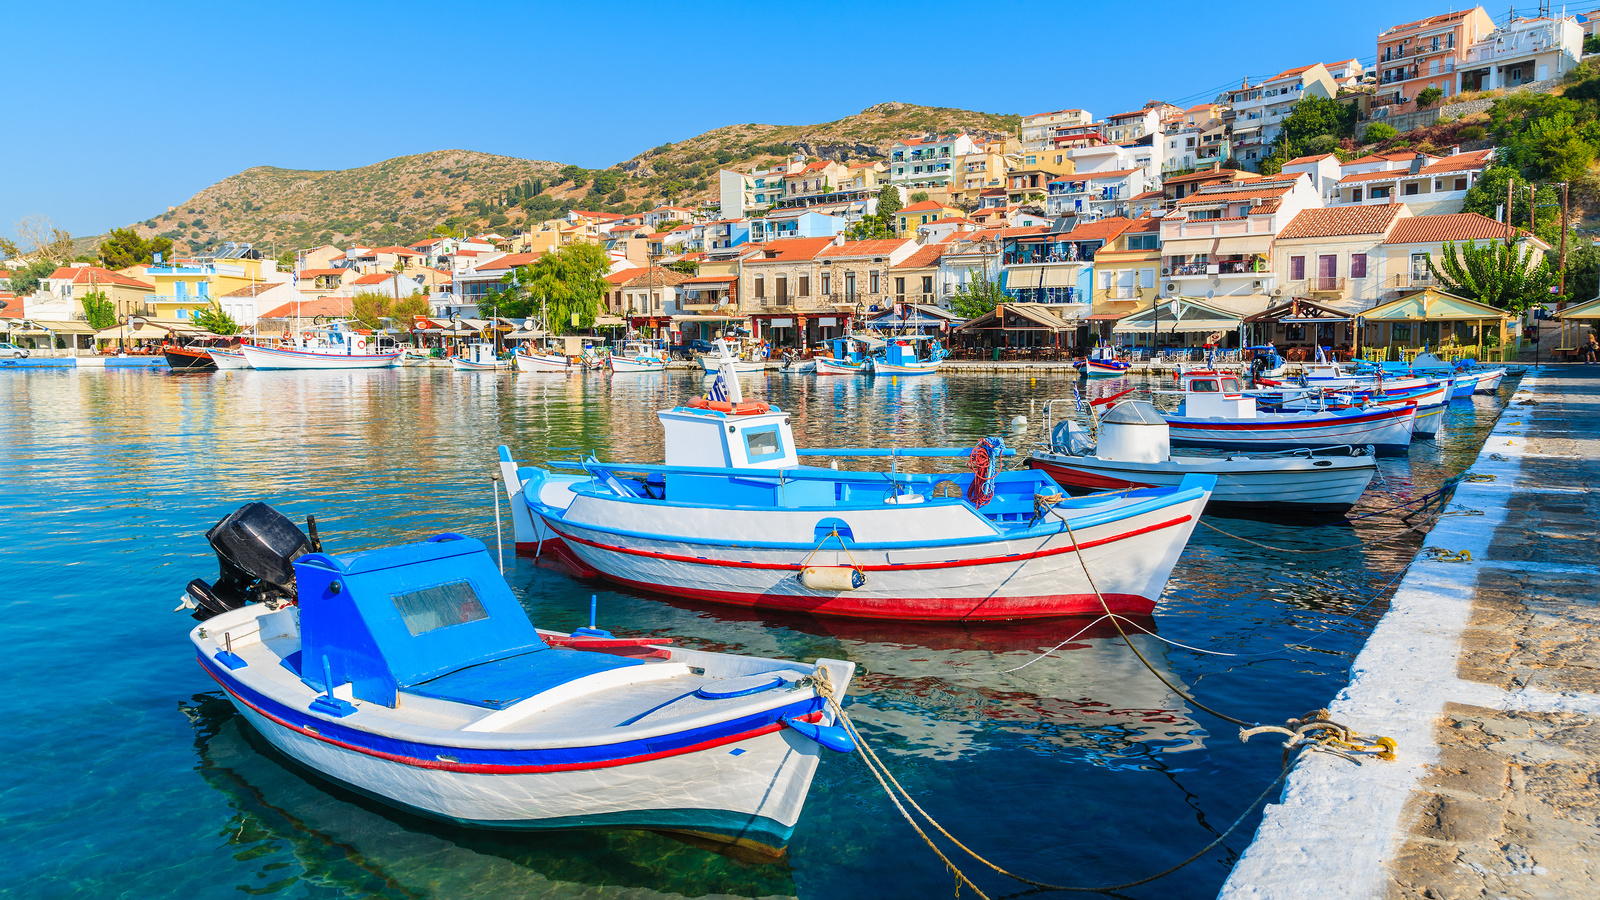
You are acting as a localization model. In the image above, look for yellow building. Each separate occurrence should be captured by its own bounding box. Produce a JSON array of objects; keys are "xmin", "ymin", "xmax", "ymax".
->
[
  {"xmin": 143, "ymin": 244, "xmax": 278, "ymax": 321},
  {"xmin": 1089, "ymin": 216, "xmax": 1162, "ymax": 325},
  {"xmin": 895, "ymin": 200, "xmax": 965, "ymax": 237}
]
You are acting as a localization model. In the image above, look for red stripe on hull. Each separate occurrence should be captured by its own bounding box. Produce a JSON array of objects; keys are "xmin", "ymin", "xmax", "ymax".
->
[
  {"xmin": 597, "ymin": 573, "xmax": 1153, "ymax": 620},
  {"xmin": 203, "ymin": 660, "xmax": 819, "ymax": 773},
  {"xmin": 1026, "ymin": 459, "xmax": 1154, "ymax": 491},
  {"xmin": 545, "ymin": 515, "xmax": 1191, "ymax": 574}
]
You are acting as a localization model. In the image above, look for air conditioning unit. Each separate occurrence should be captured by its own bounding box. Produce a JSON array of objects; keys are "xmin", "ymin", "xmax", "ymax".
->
[
  {"xmin": 1273, "ymin": 287, "xmax": 1285, "ymax": 296},
  {"xmin": 1166, "ymin": 283, "xmax": 1178, "ymax": 293},
  {"xmin": 1161, "ymin": 267, "xmax": 1171, "ymax": 276}
]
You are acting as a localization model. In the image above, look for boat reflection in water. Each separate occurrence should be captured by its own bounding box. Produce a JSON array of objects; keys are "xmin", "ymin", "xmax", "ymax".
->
[
  {"xmin": 179, "ymin": 695, "xmax": 803, "ymax": 899},
  {"xmin": 636, "ymin": 601, "xmax": 1207, "ymax": 764}
]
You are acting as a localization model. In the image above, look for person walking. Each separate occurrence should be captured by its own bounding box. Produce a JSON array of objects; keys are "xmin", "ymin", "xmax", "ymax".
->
[{"xmin": 1586, "ymin": 332, "xmax": 1599, "ymax": 364}]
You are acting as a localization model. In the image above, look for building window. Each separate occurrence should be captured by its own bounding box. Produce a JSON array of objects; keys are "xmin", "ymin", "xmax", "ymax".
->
[
  {"xmin": 1404, "ymin": 182, "xmax": 1420, "ymax": 195},
  {"xmin": 894, "ymin": 276, "xmax": 905, "ymax": 296},
  {"xmin": 776, "ymin": 276, "xmax": 787, "ymax": 302},
  {"xmin": 653, "ymin": 292, "xmax": 661, "ymax": 311},
  {"xmin": 1454, "ymin": 177, "xmax": 1468, "ymax": 191},
  {"xmin": 845, "ymin": 272, "xmax": 856, "ymax": 296},
  {"xmin": 921, "ymin": 275, "xmax": 934, "ymax": 294},
  {"xmin": 1352, "ymin": 188, "xmax": 1364, "ymax": 202},
  {"xmin": 799, "ymin": 275, "xmax": 810, "ymax": 296},
  {"xmin": 1351, "ymin": 253, "xmax": 1367, "ymax": 279},
  {"xmin": 822, "ymin": 272, "xmax": 831, "ymax": 296},
  {"xmin": 869, "ymin": 271, "xmax": 880, "ymax": 294},
  {"xmin": 755, "ymin": 276, "xmax": 764, "ymax": 299},
  {"xmin": 1370, "ymin": 186, "xmax": 1391, "ymax": 199},
  {"xmin": 1290, "ymin": 256, "xmax": 1306, "ymax": 280}
]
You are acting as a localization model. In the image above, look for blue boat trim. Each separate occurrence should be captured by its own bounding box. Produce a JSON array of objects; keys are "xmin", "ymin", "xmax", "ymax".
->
[{"xmin": 200, "ymin": 653, "xmax": 825, "ymax": 773}]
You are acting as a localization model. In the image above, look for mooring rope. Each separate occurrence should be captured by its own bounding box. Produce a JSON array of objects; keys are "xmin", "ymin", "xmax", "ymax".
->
[{"xmin": 805, "ymin": 520, "xmax": 1397, "ymax": 898}]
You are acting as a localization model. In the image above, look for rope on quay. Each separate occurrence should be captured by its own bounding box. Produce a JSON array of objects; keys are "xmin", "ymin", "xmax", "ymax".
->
[{"xmin": 810, "ymin": 522, "xmax": 1400, "ymax": 898}]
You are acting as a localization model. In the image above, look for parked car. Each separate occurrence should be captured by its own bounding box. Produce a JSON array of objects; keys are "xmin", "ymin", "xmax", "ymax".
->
[
  {"xmin": 669, "ymin": 339, "xmax": 716, "ymax": 360},
  {"xmin": 0, "ymin": 342, "xmax": 29, "ymax": 359}
]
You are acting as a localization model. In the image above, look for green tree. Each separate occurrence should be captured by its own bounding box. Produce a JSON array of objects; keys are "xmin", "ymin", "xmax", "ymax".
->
[
  {"xmin": 190, "ymin": 301, "xmax": 240, "ymax": 335},
  {"xmin": 1363, "ymin": 122, "xmax": 1398, "ymax": 142},
  {"xmin": 97, "ymin": 227, "xmax": 174, "ymax": 269},
  {"xmin": 875, "ymin": 184, "xmax": 903, "ymax": 221},
  {"xmin": 1258, "ymin": 155, "xmax": 1284, "ymax": 176},
  {"xmin": 494, "ymin": 242, "xmax": 609, "ymax": 331},
  {"xmin": 79, "ymin": 291, "xmax": 117, "ymax": 330},
  {"xmin": 1461, "ymin": 167, "xmax": 1561, "ymax": 245},
  {"xmin": 1415, "ymin": 87, "xmax": 1443, "ymax": 109},
  {"xmin": 5, "ymin": 259, "xmax": 56, "ymax": 296},
  {"xmin": 950, "ymin": 268, "xmax": 1008, "ymax": 319},
  {"xmin": 350, "ymin": 291, "xmax": 394, "ymax": 330},
  {"xmin": 846, "ymin": 214, "xmax": 894, "ymax": 240},
  {"xmin": 1426, "ymin": 240, "xmax": 1556, "ymax": 313},
  {"xmin": 1264, "ymin": 95, "xmax": 1357, "ymax": 162},
  {"xmin": 910, "ymin": 191, "xmax": 930, "ymax": 203}
]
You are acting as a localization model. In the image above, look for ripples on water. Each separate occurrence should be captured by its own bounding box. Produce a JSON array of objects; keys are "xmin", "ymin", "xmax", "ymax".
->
[{"xmin": 0, "ymin": 367, "xmax": 1511, "ymax": 899}]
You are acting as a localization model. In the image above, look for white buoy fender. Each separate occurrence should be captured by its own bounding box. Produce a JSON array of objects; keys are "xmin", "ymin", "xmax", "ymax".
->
[{"xmin": 799, "ymin": 566, "xmax": 866, "ymax": 591}]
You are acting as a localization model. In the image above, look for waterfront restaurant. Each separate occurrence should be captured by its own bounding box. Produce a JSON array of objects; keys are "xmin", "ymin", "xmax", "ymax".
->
[
  {"xmin": 1554, "ymin": 296, "xmax": 1600, "ymax": 361},
  {"xmin": 951, "ymin": 302, "xmax": 1087, "ymax": 360},
  {"xmin": 1356, "ymin": 288, "xmax": 1513, "ymax": 362},
  {"xmin": 1243, "ymin": 298, "xmax": 1357, "ymax": 360},
  {"xmin": 863, "ymin": 303, "xmax": 962, "ymax": 337},
  {"xmin": 1111, "ymin": 296, "xmax": 1245, "ymax": 351}
]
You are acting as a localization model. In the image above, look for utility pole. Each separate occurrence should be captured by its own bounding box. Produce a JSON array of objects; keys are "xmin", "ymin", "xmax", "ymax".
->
[
  {"xmin": 1559, "ymin": 181, "xmax": 1570, "ymax": 310},
  {"xmin": 1504, "ymin": 176, "xmax": 1514, "ymax": 246}
]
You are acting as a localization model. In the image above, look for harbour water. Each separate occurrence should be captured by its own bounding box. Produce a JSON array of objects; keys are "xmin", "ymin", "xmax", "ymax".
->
[{"xmin": 0, "ymin": 367, "xmax": 1512, "ymax": 899}]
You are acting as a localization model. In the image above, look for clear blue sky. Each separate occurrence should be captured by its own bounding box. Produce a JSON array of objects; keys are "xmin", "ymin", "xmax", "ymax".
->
[{"xmin": 0, "ymin": 0, "xmax": 1534, "ymax": 245}]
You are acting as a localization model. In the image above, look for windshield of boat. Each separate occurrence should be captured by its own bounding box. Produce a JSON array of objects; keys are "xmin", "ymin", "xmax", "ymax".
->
[
  {"xmin": 1189, "ymin": 379, "xmax": 1219, "ymax": 392},
  {"xmin": 392, "ymin": 581, "xmax": 489, "ymax": 636}
]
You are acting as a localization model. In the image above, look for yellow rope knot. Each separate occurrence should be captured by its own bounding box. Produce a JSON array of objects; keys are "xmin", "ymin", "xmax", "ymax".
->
[
  {"xmin": 1239, "ymin": 709, "xmax": 1398, "ymax": 765},
  {"xmin": 1424, "ymin": 547, "xmax": 1472, "ymax": 563}
]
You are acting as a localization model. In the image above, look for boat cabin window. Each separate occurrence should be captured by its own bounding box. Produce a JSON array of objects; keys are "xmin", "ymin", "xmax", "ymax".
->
[
  {"xmin": 744, "ymin": 427, "xmax": 783, "ymax": 461},
  {"xmin": 392, "ymin": 581, "xmax": 489, "ymax": 636},
  {"xmin": 1189, "ymin": 379, "xmax": 1220, "ymax": 392},
  {"xmin": 1220, "ymin": 378, "xmax": 1241, "ymax": 393}
]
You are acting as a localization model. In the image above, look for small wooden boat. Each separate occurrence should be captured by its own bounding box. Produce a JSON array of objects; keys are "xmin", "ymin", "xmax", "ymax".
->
[
  {"xmin": 514, "ymin": 349, "xmax": 571, "ymax": 372},
  {"xmin": 608, "ymin": 341, "xmax": 667, "ymax": 374},
  {"xmin": 164, "ymin": 344, "xmax": 218, "ymax": 371},
  {"xmin": 871, "ymin": 334, "xmax": 947, "ymax": 376},
  {"xmin": 1163, "ymin": 371, "xmax": 1416, "ymax": 456},
  {"xmin": 1078, "ymin": 345, "xmax": 1131, "ymax": 377},
  {"xmin": 209, "ymin": 348, "xmax": 250, "ymax": 369},
  {"xmin": 813, "ymin": 336, "xmax": 873, "ymax": 376},
  {"xmin": 241, "ymin": 325, "xmax": 399, "ymax": 370},
  {"xmin": 499, "ymin": 355, "xmax": 1215, "ymax": 620},
  {"xmin": 1026, "ymin": 397, "xmax": 1376, "ymax": 516},
  {"xmin": 183, "ymin": 502, "xmax": 856, "ymax": 851},
  {"xmin": 452, "ymin": 342, "xmax": 511, "ymax": 372}
]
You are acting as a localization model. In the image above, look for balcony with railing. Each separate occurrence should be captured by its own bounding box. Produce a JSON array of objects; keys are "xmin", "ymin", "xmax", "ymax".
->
[
  {"xmin": 1165, "ymin": 255, "xmax": 1269, "ymax": 277},
  {"xmin": 1003, "ymin": 242, "xmax": 1097, "ymax": 266}
]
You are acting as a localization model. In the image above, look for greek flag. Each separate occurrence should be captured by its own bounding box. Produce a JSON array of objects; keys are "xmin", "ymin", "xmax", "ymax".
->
[
  {"xmin": 708, "ymin": 370, "xmax": 729, "ymax": 402},
  {"xmin": 1074, "ymin": 386, "xmax": 1083, "ymax": 411}
]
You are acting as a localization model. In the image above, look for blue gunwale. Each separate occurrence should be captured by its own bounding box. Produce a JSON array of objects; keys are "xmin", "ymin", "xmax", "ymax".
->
[{"xmin": 532, "ymin": 480, "xmax": 1211, "ymax": 551}]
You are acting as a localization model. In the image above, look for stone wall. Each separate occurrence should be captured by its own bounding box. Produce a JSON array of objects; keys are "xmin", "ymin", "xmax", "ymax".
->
[{"xmin": 1357, "ymin": 74, "xmax": 1567, "ymax": 140}]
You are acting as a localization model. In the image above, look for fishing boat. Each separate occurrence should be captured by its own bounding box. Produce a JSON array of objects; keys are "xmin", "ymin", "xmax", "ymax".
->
[
  {"xmin": 608, "ymin": 341, "xmax": 668, "ymax": 374},
  {"xmin": 698, "ymin": 355, "xmax": 766, "ymax": 374},
  {"xmin": 1025, "ymin": 396, "xmax": 1376, "ymax": 516},
  {"xmin": 514, "ymin": 347, "xmax": 572, "ymax": 373},
  {"xmin": 1080, "ymin": 344, "xmax": 1131, "ymax": 376},
  {"xmin": 452, "ymin": 342, "xmax": 511, "ymax": 372},
  {"xmin": 181, "ymin": 502, "xmax": 857, "ymax": 851},
  {"xmin": 398, "ymin": 348, "xmax": 432, "ymax": 367},
  {"xmin": 1259, "ymin": 379, "xmax": 1450, "ymax": 439},
  {"xmin": 240, "ymin": 324, "xmax": 399, "ymax": 370},
  {"xmin": 164, "ymin": 344, "xmax": 218, "ymax": 371},
  {"xmin": 1162, "ymin": 371, "xmax": 1416, "ymax": 455},
  {"xmin": 209, "ymin": 347, "xmax": 251, "ymax": 369},
  {"xmin": 871, "ymin": 334, "xmax": 947, "ymax": 376},
  {"xmin": 498, "ymin": 353, "xmax": 1215, "ymax": 620},
  {"xmin": 813, "ymin": 336, "xmax": 874, "ymax": 376}
]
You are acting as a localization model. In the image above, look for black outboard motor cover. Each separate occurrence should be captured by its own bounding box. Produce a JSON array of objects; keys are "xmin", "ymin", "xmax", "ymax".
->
[{"xmin": 187, "ymin": 502, "xmax": 310, "ymax": 620}]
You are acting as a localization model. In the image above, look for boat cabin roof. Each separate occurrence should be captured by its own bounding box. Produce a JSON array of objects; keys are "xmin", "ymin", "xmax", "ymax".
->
[{"xmin": 294, "ymin": 535, "xmax": 637, "ymax": 709}]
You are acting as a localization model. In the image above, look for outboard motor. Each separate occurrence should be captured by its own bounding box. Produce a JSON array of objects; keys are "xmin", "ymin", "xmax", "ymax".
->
[{"xmin": 185, "ymin": 502, "xmax": 315, "ymax": 620}]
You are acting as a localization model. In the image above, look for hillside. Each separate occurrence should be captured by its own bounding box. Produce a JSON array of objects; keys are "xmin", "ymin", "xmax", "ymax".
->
[{"xmin": 123, "ymin": 103, "xmax": 1018, "ymax": 255}]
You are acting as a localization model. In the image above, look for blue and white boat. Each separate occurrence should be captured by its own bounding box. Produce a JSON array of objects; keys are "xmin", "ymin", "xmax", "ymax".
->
[
  {"xmin": 498, "ymin": 354, "xmax": 1214, "ymax": 620},
  {"xmin": 871, "ymin": 334, "xmax": 948, "ymax": 376},
  {"xmin": 813, "ymin": 336, "xmax": 875, "ymax": 376},
  {"xmin": 239, "ymin": 324, "xmax": 400, "ymax": 370},
  {"xmin": 182, "ymin": 503, "xmax": 856, "ymax": 852}
]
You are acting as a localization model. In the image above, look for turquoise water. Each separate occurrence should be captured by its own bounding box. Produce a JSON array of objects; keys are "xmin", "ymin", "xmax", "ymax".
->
[{"xmin": 0, "ymin": 368, "xmax": 1509, "ymax": 899}]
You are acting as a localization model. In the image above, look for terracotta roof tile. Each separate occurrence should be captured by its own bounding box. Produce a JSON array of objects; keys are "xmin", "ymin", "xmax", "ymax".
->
[
  {"xmin": 474, "ymin": 252, "xmax": 544, "ymax": 271},
  {"xmin": 1383, "ymin": 213, "xmax": 1531, "ymax": 245},
  {"xmin": 1284, "ymin": 153, "xmax": 1336, "ymax": 166},
  {"xmin": 48, "ymin": 266, "xmax": 153, "ymax": 289},
  {"xmin": 261, "ymin": 296, "xmax": 351, "ymax": 319},
  {"xmin": 748, "ymin": 237, "xmax": 836, "ymax": 262},
  {"xmin": 820, "ymin": 239, "xmax": 912, "ymax": 258},
  {"xmin": 1277, "ymin": 205, "xmax": 1406, "ymax": 240},
  {"xmin": 899, "ymin": 200, "xmax": 955, "ymax": 213}
]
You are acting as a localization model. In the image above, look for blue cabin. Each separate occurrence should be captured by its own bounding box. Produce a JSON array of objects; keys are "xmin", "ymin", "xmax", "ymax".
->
[
  {"xmin": 292, "ymin": 535, "xmax": 637, "ymax": 709},
  {"xmin": 828, "ymin": 337, "xmax": 870, "ymax": 364}
]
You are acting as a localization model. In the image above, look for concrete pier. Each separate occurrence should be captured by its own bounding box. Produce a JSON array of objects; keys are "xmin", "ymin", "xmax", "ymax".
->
[{"xmin": 1221, "ymin": 366, "xmax": 1600, "ymax": 899}]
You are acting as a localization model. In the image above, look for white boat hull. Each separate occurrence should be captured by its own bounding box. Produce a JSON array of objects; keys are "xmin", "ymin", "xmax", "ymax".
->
[
  {"xmin": 780, "ymin": 360, "xmax": 816, "ymax": 374},
  {"xmin": 1027, "ymin": 451, "xmax": 1375, "ymax": 513},
  {"xmin": 609, "ymin": 356, "xmax": 666, "ymax": 373},
  {"xmin": 872, "ymin": 360, "xmax": 941, "ymax": 376},
  {"xmin": 208, "ymin": 349, "xmax": 250, "ymax": 369},
  {"xmin": 1166, "ymin": 406, "xmax": 1416, "ymax": 455},
  {"xmin": 813, "ymin": 357, "xmax": 871, "ymax": 376},
  {"xmin": 515, "ymin": 352, "xmax": 572, "ymax": 373},
  {"xmin": 525, "ymin": 482, "xmax": 1210, "ymax": 620},
  {"xmin": 239, "ymin": 345, "xmax": 400, "ymax": 370},
  {"xmin": 452, "ymin": 358, "xmax": 511, "ymax": 372},
  {"xmin": 698, "ymin": 356, "xmax": 766, "ymax": 374},
  {"xmin": 1473, "ymin": 369, "xmax": 1506, "ymax": 394}
]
